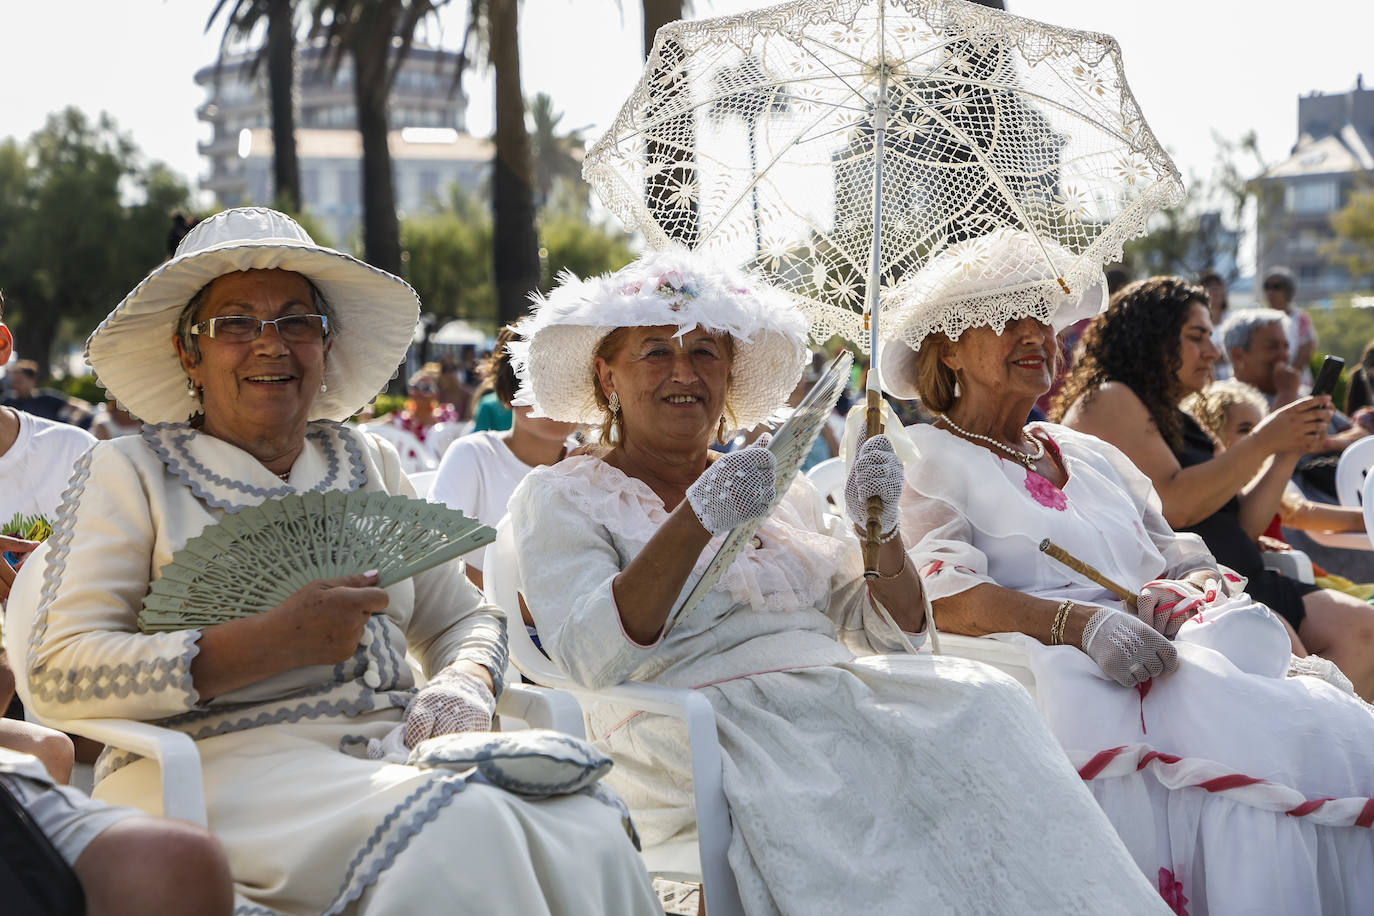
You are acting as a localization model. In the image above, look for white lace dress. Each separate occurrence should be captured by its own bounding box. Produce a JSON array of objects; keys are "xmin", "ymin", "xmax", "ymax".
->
[
  {"xmin": 901, "ymin": 422, "xmax": 1374, "ymax": 915},
  {"xmin": 509, "ymin": 455, "xmax": 1167, "ymax": 916},
  {"xmin": 25, "ymin": 422, "xmax": 659, "ymax": 916}
]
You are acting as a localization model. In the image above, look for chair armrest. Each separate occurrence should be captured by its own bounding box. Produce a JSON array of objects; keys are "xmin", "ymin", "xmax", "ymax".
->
[
  {"xmin": 496, "ymin": 682, "xmax": 585, "ymax": 738},
  {"xmin": 1262, "ymin": 549, "xmax": 1315, "ymax": 585},
  {"xmin": 34, "ymin": 716, "xmax": 207, "ymax": 827}
]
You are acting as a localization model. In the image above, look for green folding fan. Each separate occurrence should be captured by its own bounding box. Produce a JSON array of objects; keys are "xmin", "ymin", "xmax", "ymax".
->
[
  {"xmin": 138, "ymin": 490, "xmax": 495, "ymax": 632},
  {"xmin": 664, "ymin": 349, "xmax": 853, "ymax": 635}
]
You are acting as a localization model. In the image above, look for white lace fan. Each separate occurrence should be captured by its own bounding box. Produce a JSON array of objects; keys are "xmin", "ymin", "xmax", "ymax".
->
[
  {"xmin": 664, "ymin": 350, "xmax": 853, "ymax": 635},
  {"xmin": 138, "ymin": 490, "xmax": 495, "ymax": 632}
]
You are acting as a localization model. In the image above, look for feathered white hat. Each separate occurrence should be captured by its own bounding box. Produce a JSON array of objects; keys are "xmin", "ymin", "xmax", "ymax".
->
[
  {"xmin": 86, "ymin": 207, "xmax": 419, "ymax": 424},
  {"xmin": 510, "ymin": 247, "xmax": 808, "ymax": 429},
  {"xmin": 878, "ymin": 228, "xmax": 1108, "ymax": 399}
]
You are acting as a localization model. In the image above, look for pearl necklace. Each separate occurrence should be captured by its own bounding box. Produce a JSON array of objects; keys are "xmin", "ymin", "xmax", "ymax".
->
[{"xmin": 937, "ymin": 413, "xmax": 1045, "ymax": 469}]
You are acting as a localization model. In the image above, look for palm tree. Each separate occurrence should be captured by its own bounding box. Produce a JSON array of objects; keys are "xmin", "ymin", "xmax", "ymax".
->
[
  {"xmin": 528, "ymin": 93, "xmax": 588, "ymax": 212},
  {"xmin": 460, "ymin": 0, "xmax": 540, "ymax": 327},
  {"xmin": 308, "ymin": 0, "xmax": 452, "ymax": 275},
  {"xmin": 207, "ymin": 0, "xmax": 303, "ymax": 212}
]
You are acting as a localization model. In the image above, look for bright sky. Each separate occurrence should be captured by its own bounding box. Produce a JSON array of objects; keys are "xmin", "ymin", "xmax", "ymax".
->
[{"xmin": 0, "ymin": 1, "xmax": 1367, "ymax": 227}]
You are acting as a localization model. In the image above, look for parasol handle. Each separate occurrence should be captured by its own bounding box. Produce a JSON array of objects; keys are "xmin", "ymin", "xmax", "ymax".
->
[
  {"xmin": 862, "ymin": 388, "xmax": 886, "ymax": 578},
  {"xmin": 1039, "ymin": 539, "xmax": 1138, "ymax": 609}
]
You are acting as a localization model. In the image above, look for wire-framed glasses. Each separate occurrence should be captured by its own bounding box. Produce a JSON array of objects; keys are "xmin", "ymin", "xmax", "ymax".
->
[{"xmin": 190, "ymin": 314, "xmax": 329, "ymax": 342}]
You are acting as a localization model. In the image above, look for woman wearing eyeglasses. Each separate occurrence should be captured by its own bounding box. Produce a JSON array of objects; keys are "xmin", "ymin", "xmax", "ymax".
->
[{"xmin": 20, "ymin": 208, "xmax": 660, "ymax": 914}]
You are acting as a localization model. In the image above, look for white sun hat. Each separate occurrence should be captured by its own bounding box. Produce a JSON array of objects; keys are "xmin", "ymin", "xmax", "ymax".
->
[
  {"xmin": 86, "ymin": 207, "xmax": 420, "ymax": 424},
  {"xmin": 510, "ymin": 247, "xmax": 808, "ymax": 429},
  {"xmin": 878, "ymin": 228, "xmax": 1107, "ymax": 400}
]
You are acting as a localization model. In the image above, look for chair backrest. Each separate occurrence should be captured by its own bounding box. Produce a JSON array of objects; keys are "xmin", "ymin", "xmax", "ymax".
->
[
  {"xmin": 1335, "ymin": 435, "xmax": 1374, "ymax": 506},
  {"xmin": 406, "ymin": 469, "xmax": 438, "ymax": 498},
  {"xmin": 359, "ymin": 422, "xmax": 439, "ymax": 474},
  {"xmin": 4, "ymin": 545, "xmax": 48, "ymax": 711},
  {"xmin": 806, "ymin": 455, "xmax": 846, "ymax": 516},
  {"xmin": 484, "ymin": 516, "xmax": 578, "ymax": 690}
]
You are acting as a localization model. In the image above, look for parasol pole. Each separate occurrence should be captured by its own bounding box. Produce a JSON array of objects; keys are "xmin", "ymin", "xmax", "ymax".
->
[{"xmin": 862, "ymin": 3, "xmax": 890, "ymax": 579}]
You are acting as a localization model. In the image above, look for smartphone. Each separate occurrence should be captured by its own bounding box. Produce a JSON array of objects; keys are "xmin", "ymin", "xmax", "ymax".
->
[{"xmin": 1311, "ymin": 355, "xmax": 1344, "ymax": 399}]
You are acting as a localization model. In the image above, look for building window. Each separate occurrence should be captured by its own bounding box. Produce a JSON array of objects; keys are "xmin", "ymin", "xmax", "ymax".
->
[{"xmin": 1289, "ymin": 180, "xmax": 1338, "ymax": 214}]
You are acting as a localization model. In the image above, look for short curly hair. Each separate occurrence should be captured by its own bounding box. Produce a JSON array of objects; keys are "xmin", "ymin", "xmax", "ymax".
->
[{"xmin": 1049, "ymin": 276, "xmax": 1208, "ymax": 450}]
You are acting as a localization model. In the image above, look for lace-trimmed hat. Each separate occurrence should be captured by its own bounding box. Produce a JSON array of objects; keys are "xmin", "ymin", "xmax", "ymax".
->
[
  {"xmin": 86, "ymin": 207, "xmax": 419, "ymax": 424},
  {"xmin": 879, "ymin": 228, "xmax": 1107, "ymax": 399},
  {"xmin": 510, "ymin": 247, "xmax": 808, "ymax": 429}
]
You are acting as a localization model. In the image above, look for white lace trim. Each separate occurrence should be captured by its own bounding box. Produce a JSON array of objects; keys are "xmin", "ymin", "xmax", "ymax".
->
[{"xmin": 538, "ymin": 455, "xmax": 848, "ymax": 613}]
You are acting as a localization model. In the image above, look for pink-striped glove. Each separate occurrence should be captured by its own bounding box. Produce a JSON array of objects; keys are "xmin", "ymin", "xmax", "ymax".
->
[
  {"xmin": 1135, "ymin": 577, "xmax": 1219, "ymax": 639},
  {"xmin": 403, "ymin": 666, "xmax": 496, "ymax": 749}
]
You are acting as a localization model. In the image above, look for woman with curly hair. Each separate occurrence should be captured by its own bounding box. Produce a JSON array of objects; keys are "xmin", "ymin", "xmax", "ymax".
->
[{"xmin": 1054, "ymin": 276, "xmax": 1374, "ymax": 697}]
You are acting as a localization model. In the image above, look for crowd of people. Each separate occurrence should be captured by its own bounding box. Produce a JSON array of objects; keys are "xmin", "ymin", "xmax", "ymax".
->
[{"xmin": 2, "ymin": 205, "xmax": 1374, "ymax": 915}]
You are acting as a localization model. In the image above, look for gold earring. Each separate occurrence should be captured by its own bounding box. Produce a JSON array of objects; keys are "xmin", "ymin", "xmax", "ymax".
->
[{"xmin": 717, "ymin": 415, "xmax": 730, "ymax": 445}]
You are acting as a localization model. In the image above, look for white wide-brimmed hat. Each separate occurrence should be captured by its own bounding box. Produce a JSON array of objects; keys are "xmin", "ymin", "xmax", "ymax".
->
[
  {"xmin": 510, "ymin": 247, "xmax": 808, "ymax": 429},
  {"xmin": 878, "ymin": 228, "xmax": 1107, "ymax": 399},
  {"xmin": 86, "ymin": 207, "xmax": 420, "ymax": 424}
]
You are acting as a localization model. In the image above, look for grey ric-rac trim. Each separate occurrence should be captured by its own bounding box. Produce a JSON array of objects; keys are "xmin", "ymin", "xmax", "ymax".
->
[
  {"xmin": 234, "ymin": 901, "xmax": 291, "ymax": 916},
  {"xmin": 140, "ymin": 419, "xmax": 367, "ymax": 512},
  {"xmin": 322, "ymin": 771, "xmax": 470, "ymax": 915},
  {"xmin": 30, "ymin": 448, "xmax": 203, "ymax": 707}
]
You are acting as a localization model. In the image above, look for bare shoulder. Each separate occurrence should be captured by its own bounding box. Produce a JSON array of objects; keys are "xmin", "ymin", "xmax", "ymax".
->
[{"xmin": 1061, "ymin": 381, "xmax": 1150, "ymax": 430}]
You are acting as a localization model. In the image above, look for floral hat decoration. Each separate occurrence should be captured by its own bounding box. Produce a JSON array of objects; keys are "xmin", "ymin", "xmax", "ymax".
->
[
  {"xmin": 878, "ymin": 227, "xmax": 1108, "ymax": 400},
  {"xmin": 509, "ymin": 247, "xmax": 809, "ymax": 431}
]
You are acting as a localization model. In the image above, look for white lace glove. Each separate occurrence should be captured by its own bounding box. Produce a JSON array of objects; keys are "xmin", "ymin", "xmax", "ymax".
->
[
  {"xmin": 843, "ymin": 433, "xmax": 903, "ymax": 537},
  {"xmin": 403, "ymin": 665, "xmax": 497, "ymax": 749},
  {"xmin": 1081, "ymin": 606, "xmax": 1179, "ymax": 687},
  {"xmin": 686, "ymin": 435, "xmax": 777, "ymax": 535},
  {"xmin": 1136, "ymin": 579, "xmax": 1210, "ymax": 638}
]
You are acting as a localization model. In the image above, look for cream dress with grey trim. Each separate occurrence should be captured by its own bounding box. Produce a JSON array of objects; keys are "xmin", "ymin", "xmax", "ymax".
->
[
  {"xmin": 510, "ymin": 456, "xmax": 1170, "ymax": 916},
  {"xmin": 25, "ymin": 422, "xmax": 658, "ymax": 916}
]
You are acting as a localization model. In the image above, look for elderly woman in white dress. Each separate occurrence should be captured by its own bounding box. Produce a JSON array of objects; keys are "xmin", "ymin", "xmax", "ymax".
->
[
  {"xmin": 22, "ymin": 208, "xmax": 659, "ymax": 915},
  {"xmin": 505, "ymin": 248, "xmax": 1167, "ymax": 915},
  {"xmin": 884, "ymin": 229, "xmax": 1374, "ymax": 915}
]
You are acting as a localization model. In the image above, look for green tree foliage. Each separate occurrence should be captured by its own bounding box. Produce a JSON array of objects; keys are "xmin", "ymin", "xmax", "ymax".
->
[
  {"xmin": 540, "ymin": 210, "xmax": 635, "ymax": 290},
  {"xmin": 0, "ymin": 109, "xmax": 189, "ymax": 378},
  {"xmin": 403, "ymin": 195, "xmax": 496, "ymax": 323},
  {"xmin": 1326, "ymin": 186, "xmax": 1374, "ymax": 284},
  {"xmin": 1122, "ymin": 132, "xmax": 1265, "ymax": 283},
  {"xmin": 528, "ymin": 93, "xmax": 588, "ymax": 213}
]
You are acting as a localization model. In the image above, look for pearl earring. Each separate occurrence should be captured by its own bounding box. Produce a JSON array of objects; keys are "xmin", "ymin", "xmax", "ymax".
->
[
  {"xmin": 187, "ymin": 380, "xmax": 199, "ymax": 399},
  {"xmin": 607, "ymin": 391, "xmax": 623, "ymax": 445},
  {"xmin": 320, "ymin": 382, "xmax": 328, "ymax": 394}
]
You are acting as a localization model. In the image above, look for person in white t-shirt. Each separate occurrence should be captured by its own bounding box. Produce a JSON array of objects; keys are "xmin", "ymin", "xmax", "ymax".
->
[{"xmin": 431, "ymin": 325, "xmax": 579, "ymax": 591}]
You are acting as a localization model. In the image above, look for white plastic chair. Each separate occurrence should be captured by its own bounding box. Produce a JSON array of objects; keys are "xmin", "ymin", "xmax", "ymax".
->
[
  {"xmin": 5, "ymin": 543, "xmax": 585, "ymax": 825},
  {"xmin": 483, "ymin": 517, "xmax": 746, "ymax": 916},
  {"xmin": 1262, "ymin": 548, "xmax": 1317, "ymax": 585},
  {"xmin": 407, "ymin": 469, "xmax": 438, "ymax": 498},
  {"xmin": 806, "ymin": 455, "xmax": 846, "ymax": 518},
  {"xmin": 1334, "ymin": 436, "xmax": 1374, "ymax": 507},
  {"xmin": 359, "ymin": 422, "xmax": 439, "ymax": 474}
]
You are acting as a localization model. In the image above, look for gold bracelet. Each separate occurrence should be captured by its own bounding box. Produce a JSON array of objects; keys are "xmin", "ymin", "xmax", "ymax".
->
[{"xmin": 1050, "ymin": 599, "xmax": 1074, "ymax": 645}]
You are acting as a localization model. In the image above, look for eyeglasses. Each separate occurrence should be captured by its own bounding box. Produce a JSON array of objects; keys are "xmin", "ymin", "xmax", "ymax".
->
[{"xmin": 190, "ymin": 314, "xmax": 329, "ymax": 342}]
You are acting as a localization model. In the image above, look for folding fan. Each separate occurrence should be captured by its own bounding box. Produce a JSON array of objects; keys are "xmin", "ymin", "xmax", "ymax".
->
[
  {"xmin": 664, "ymin": 350, "xmax": 853, "ymax": 635},
  {"xmin": 138, "ymin": 490, "xmax": 495, "ymax": 632}
]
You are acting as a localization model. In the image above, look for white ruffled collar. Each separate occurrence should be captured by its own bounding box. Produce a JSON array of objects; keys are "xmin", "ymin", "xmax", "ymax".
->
[
  {"xmin": 533, "ymin": 454, "xmax": 849, "ymax": 613},
  {"xmin": 141, "ymin": 420, "xmax": 368, "ymax": 512}
]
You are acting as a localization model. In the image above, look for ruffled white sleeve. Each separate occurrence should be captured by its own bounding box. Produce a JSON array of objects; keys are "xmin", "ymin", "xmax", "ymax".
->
[
  {"xmin": 26, "ymin": 443, "xmax": 204, "ymax": 721},
  {"xmin": 898, "ymin": 484, "xmax": 1000, "ymax": 602},
  {"xmin": 507, "ymin": 468, "xmax": 661, "ymax": 690}
]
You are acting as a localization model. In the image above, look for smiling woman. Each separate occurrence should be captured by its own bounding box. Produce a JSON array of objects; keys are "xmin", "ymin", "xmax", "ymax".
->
[{"xmin": 27, "ymin": 208, "xmax": 660, "ymax": 914}]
